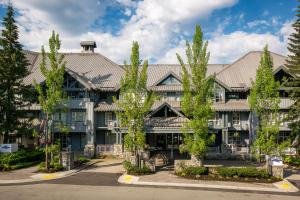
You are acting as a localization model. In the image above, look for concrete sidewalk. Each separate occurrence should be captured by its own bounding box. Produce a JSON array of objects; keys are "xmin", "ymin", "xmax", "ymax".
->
[
  {"xmin": 118, "ymin": 170, "xmax": 299, "ymax": 193},
  {"xmin": 0, "ymin": 159, "xmax": 101, "ymax": 185}
]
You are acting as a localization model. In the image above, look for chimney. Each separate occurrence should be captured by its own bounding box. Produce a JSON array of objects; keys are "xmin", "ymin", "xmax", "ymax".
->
[{"xmin": 80, "ymin": 41, "xmax": 97, "ymax": 53}]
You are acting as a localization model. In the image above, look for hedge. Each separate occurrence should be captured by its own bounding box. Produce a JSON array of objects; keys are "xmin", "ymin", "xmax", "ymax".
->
[
  {"xmin": 180, "ymin": 166, "xmax": 208, "ymax": 176},
  {"xmin": 0, "ymin": 150, "xmax": 44, "ymax": 170},
  {"xmin": 216, "ymin": 167, "xmax": 270, "ymax": 178},
  {"xmin": 123, "ymin": 161, "xmax": 153, "ymax": 175}
]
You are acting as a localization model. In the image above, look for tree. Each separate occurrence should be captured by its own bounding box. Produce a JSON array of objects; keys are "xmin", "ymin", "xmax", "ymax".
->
[
  {"xmin": 35, "ymin": 31, "xmax": 66, "ymax": 170},
  {"xmin": 286, "ymin": 0, "xmax": 300, "ymax": 154},
  {"xmin": 176, "ymin": 25, "xmax": 215, "ymax": 166},
  {"xmin": 249, "ymin": 45, "xmax": 281, "ymax": 159},
  {"xmin": 0, "ymin": 4, "xmax": 32, "ymax": 143},
  {"xmin": 114, "ymin": 41, "xmax": 155, "ymax": 165}
]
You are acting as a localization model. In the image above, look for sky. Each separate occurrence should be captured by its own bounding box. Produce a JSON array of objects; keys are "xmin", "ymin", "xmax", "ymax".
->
[{"xmin": 0, "ymin": 0, "xmax": 297, "ymax": 64}]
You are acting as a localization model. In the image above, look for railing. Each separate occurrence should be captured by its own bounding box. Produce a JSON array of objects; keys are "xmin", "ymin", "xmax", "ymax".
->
[
  {"xmin": 96, "ymin": 144, "xmax": 114, "ymax": 154},
  {"xmin": 207, "ymin": 146, "xmax": 220, "ymax": 153}
]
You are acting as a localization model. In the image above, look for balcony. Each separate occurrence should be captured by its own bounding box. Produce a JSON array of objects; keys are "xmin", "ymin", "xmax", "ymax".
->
[
  {"xmin": 63, "ymin": 98, "xmax": 90, "ymax": 109},
  {"xmin": 107, "ymin": 120, "xmax": 120, "ymax": 130}
]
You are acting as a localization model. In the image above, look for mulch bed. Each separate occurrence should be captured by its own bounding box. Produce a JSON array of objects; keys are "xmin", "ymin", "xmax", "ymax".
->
[{"xmin": 175, "ymin": 173, "xmax": 281, "ymax": 183}]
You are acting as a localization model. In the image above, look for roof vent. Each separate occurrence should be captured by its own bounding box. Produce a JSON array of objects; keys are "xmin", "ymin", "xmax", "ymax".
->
[{"xmin": 80, "ymin": 41, "xmax": 97, "ymax": 53}]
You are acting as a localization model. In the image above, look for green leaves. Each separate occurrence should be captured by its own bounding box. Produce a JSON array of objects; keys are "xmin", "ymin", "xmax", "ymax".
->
[
  {"xmin": 177, "ymin": 25, "xmax": 215, "ymax": 158},
  {"xmin": 0, "ymin": 4, "xmax": 32, "ymax": 142},
  {"xmin": 115, "ymin": 41, "xmax": 155, "ymax": 154},
  {"xmin": 35, "ymin": 31, "xmax": 66, "ymax": 116},
  {"xmin": 250, "ymin": 45, "xmax": 282, "ymax": 157}
]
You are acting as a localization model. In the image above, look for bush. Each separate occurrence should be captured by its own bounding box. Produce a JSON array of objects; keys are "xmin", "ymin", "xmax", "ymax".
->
[
  {"xmin": 284, "ymin": 156, "xmax": 300, "ymax": 166},
  {"xmin": 0, "ymin": 150, "xmax": 44, "ymax": 171},
  {"xmin": 123, "ymin": 161, "xmax": 153, "ymax": 175},
  {"xmin": 217, "ymin": 167, "xmax": 270, "ymax": 179},
  {"xmin": 78, "ymin": 156, "xmax": 90, "ymax": 164},
  {"xmin": 39, "ymin": 161, "xmax": 64, "ymax": 173},
  {"xmin": 179, "ymin": 166, "xmax": 208, "ymax": 176}
]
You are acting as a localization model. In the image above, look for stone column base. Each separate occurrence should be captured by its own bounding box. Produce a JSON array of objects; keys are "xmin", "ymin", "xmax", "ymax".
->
[{"xmin": 84, "ymin": 144, "xmax": 95, "ymax": 158}]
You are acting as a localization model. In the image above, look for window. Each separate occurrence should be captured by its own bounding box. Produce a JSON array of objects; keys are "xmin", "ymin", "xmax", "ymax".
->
[
  {"xmin": 71, "ymin": 111, "xmax": 85, "ymax": 122},
  {"xmin": 105, "ymin": 112, "xmax": 113, "ymax": 126},
  {"xmin": 232, "ymin": 112, "xmax": 240, "ymax": 126},
  {"xmin": 214, "ymin": 113, "xmax": 222, "ymax": 126},
  {"xmin": 278, "ymin": 132, "xmax": 290, "ymax": 143},
  {"xmin": 159, "ymin": 75, "xmax": 181, "ymax": 85},
  {"xmin": 161, "ymin": 92, "xmax": 181, "ymax": 101},
  {"xmin": 53, "ymin": 112, "xmax": 67, "ymax": 125},
  {"xmin": 214, "ymin": 84, "xmax": 224, "ymax": 103}
]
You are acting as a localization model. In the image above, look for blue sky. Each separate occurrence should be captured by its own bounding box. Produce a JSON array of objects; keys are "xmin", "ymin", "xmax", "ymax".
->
[{"xmin": 0, "ymin": 0, "xmax": 297, "ymax": 64}]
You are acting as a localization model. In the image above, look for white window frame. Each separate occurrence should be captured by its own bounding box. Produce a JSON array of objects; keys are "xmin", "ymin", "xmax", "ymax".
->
[
  {"xmin": 215, "ymin": 112, "xmax": 222, "ymax": 126},
  {"xmin": 71, "ymin": 111, "xmax": 86, "ymax": 122},
  {"xmin": 214, "ymin": 84, "xmax": 224, "ymax": 103},
  {"xmin": 105, "ymin": 112, "xmax": 113, "ymax": 126},
  {"xmin": 232, "ymin": 112, "xmax": 240, "ymax": 126}
]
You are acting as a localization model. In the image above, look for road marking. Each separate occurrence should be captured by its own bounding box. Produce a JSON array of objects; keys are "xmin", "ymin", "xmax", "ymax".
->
[
  {"xmin": 124, "ymin": 175, "xmax": 133, "ymax": 183},
  {"xmin": 42, "ymin": 174, "xmax": 58, "ymax": 180},
  {"xmin": 280, "ymin": 183, "xmax": 291, "ymax": 189}
]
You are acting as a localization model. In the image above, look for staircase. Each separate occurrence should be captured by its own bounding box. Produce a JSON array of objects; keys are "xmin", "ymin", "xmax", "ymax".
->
[{"xmin": 152, "ymin": 153, "xmax": 168, "ymax": 167}]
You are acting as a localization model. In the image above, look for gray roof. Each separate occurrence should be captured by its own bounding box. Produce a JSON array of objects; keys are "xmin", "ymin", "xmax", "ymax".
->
[
  {"xmin": 146, "ymin": 64, "xmax": 226, "ymax": 91},
  {"xmin": 80, "ymin": 41, "xmax": 97, "ymax": 47},
  {"xmin": 216, "ymin": 51, "xmax": 287, "ymax": 91},
  {"xmin": 213, "ymin": 99, "xmax": 250, "ymax": 112},
  {"xmin": 94, "ymin": 100, "xmax": 181, "ymax": 112},
  {"xmin": 24, "ymin": 52, "xmax": 125, "ymax": 91}
]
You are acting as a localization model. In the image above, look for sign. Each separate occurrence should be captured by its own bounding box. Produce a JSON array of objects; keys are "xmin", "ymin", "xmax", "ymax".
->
[{"xmin": 0, "ymin": 143, "xmax": 18, "ymax": 153}]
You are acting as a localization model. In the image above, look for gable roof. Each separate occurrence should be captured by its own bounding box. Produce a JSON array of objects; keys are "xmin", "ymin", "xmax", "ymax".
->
[
  {"xmin": 152, "ymin": 71, "xmax": 182, "ymax": 86},
  {"xmin": 147, "ymin": 101, "xmax": 184, "ymax": 118},
  {"xmin": 216, "ymin": 51, "xmax": 287, "ymax": 91},
  {"xmin": 23, "ymin": 52, "xmax": 125, "ymax": 91},
  {"xmin": 146, "ymin": 64, "xmax": 227, "ymax": 91}
]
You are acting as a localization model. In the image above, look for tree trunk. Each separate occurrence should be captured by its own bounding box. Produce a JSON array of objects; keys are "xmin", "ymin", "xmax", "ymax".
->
[
  {"xmin": 191, "ymin": 154, "xmax": 203, "ymax": 167},
  {"xmin": 45, "ymin": 116, "xmax": 49, "ymax": 171},
  {"xmin": 3, "ymin": 131, "xmax": 9, "ymax": 143}
]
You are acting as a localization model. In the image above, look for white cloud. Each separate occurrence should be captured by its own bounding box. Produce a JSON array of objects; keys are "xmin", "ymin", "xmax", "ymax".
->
[
  {"xmin": 2, "ymin": 0, "xmax": 294, "ymax": 66},
  {"xmin": 247, "ymin": 20, "xmax": 269, "ymax": 28},
  {"xmin": 158, "ymin": 20, "xmax": 294, "ymax": 64},
  {"xmin": 0, "ymin": 0, "xmax": 239, "ymax": 64}
]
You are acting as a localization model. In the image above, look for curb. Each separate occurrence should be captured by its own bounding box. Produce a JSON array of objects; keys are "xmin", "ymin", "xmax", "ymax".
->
[
  {"xmin": 118, "ymin": 174, "xmax": 299, "ymax": 193},
  {"xmin": 0, "ymin": 160, "xmax": 101, "ymax": 185}
]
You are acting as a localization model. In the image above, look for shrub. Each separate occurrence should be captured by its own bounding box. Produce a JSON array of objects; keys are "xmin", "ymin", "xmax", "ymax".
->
[
  {"xmin": 123, "ymin": 161, "xmax": 153, "ymax": 175},
  {"xmin": 180, "ymin": 166, "xmax": 208, "ymax": 176},
  {"xmin": 39, "ymin": 161, "xmax": 64, "ymax": 173},
  {"xmin": 78, "ymin": 156, "xmax": 90, "ymax": 164},
  {"xmin": 0, "ymin": 150, "xmax": 44, "ymax": 171},
  {"xmin": 217, "ymin": 167, "xmax": 270, "ymax": 179},
  {"xmin": 284, "ymin": 156, "xmax": 300, "ymax": 166}
]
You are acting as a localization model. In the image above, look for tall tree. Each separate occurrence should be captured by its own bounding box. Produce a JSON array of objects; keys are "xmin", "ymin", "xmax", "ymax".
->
[
  {"xmin": 286, "ymin": 0, "xmax": 300, "ymax": 152},
  {"xmin": 0, "ymin": 4, "xmax": 32, "ymax": 143},
  {"xmin": 249, "ymin": 46, "xmax": 281, "ymax": 158},
  {"xmin": 114, "ymin": 41, "xmax": 155, "ymax": 165},
  {"xmin": 35, "ymin": 31, "xmax": 66, "ymax": 170},
  {"xmin": 176, "ymin": 25, "xmax": 215, "ymax": 167}
]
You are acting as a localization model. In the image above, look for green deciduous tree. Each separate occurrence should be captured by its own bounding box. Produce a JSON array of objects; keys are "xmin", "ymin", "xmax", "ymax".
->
[
  {"xmin": 0, "ymin": 4, "xmax": 33, "ymax": 143},
  {"xmin": 249, "ymin": 45, "xmax": 282, "ymax": 159},
  {"xmin": 286, "ymin": 0, "xmax": 300, "ymax": 153},
  {"xmin": 35, "ymin": 31, "xmax": 66, "ymax": 170},
  {"xmin": 176, "ymin": 25, "xmax": 215, "ymax": 166},
  {"xmin": 114, "ymin": 41, "xmax": 155, "ymax": 164}
]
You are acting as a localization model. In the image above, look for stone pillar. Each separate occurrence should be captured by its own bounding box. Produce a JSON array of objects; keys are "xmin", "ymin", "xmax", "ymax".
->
[
  {"xmin": 84, "ymin": 101, "xmax": 95, "ymax": 158},
  {"xmin": 61, "ymin": 152, "xmax": 74, "ymax": 170}
]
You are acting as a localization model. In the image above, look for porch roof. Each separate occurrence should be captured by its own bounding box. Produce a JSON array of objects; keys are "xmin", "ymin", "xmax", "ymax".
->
[{"xmin": 145, "ymin": 117, "xmax": 188, "ymax": 128}]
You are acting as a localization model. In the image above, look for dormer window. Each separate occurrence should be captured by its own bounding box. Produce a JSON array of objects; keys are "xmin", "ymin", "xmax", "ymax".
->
[{"xmin": 158, "ymin": 74, "xmax": 181, "ymax": 85}]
